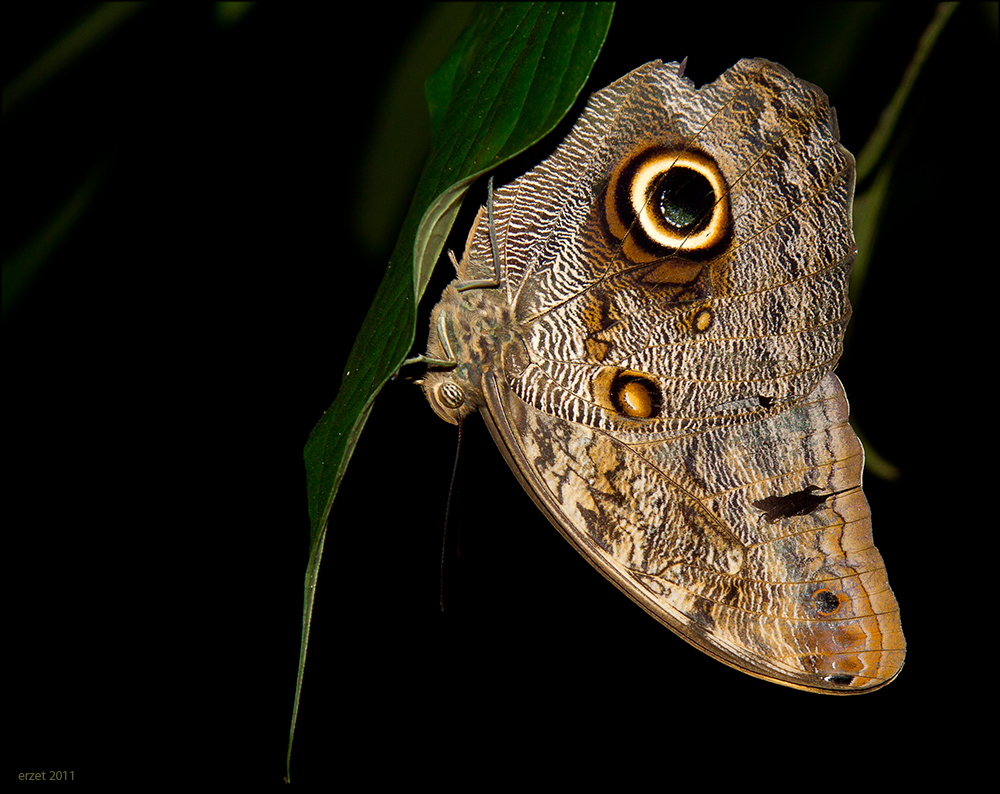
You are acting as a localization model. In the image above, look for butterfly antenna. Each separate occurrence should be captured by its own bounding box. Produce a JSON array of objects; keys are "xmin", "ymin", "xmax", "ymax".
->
[{"xmin": 440, "ymin": 415, "xmax": 464, "ymax": 611}]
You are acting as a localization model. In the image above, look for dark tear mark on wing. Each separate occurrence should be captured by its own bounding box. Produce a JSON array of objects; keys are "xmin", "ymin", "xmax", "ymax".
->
[{"xmin": 752, "ymin": 485, "xmax": 831, "ymax": 524}]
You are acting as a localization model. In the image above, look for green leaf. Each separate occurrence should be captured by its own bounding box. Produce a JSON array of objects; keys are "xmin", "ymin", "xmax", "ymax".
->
[
  {"xmin": 287, "ymin": 2, "xmax": 614, "ymax": 781},
  {"xmin": 853, "ymin": 2, "xmax": 958, "ymax": 184},
  {"xmin": 847, "ymin": 1, "xmax": 958, "ymax": 481},
  {"xmin": 2, "ymin": 3, "xmax": 146, "ymax": 115},
  {"xmin": 410, "ymin": 3, "xmax": 617, "ymax": 300}
]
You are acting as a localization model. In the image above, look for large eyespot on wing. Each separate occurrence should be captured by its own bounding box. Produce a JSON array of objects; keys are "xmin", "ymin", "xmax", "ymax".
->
[
  {"xmin": 604, "ymin": 146, "xmax": 732, "ymax": 265},
  {"xmin": 592, "ymin": 367, "xmax": 664, "ymax": 420}
]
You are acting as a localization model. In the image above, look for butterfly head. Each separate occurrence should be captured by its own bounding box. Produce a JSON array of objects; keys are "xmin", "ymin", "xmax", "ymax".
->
[{"xmin": 421, "ymin": 370, "xmax": 480, "ymax": 425}]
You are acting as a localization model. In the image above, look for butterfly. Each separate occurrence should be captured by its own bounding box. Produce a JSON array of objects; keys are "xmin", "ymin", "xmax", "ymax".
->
[{"xmin": 417, "ymin": 59, "xmax": 904, "ymax": 693}]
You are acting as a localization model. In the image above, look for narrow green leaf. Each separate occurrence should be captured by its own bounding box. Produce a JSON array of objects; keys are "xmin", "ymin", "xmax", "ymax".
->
[
  {"xmin": 848, "ymin": 2, "xmax": 958, "ymax": 481},
  {"xmin": 287, "ymin": 3, "xmax": 614, "ymax": 780},
  {"xmin": 849, "ymin": 135, "xmax": 902, "ymax": 483},
  {"xmin": 2, "ymin": 160, "xmax": 108, "ymax": 316},
  {"xmin": 2, "ymin": 3, "xmax": 146, "ymax": 115},
  {"xmin": 854, "ymin": 1, "xmax": 958, "ymax": 183}
]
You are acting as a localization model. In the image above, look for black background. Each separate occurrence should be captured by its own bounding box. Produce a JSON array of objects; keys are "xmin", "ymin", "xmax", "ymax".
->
[{"xmin": 7, "ymin": 3, "xmax": 994, "ymax": 787}]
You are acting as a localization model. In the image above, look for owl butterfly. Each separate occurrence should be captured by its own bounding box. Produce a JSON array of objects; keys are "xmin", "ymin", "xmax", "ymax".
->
[{"xmin": 419, "ymin": 59, "xmax": 904, "ymax": 693}]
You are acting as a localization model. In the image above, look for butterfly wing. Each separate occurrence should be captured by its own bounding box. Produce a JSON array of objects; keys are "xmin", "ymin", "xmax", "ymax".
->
[{"xmin": 423, "ymin": 59, "xmax": 904, "ymax": 692}]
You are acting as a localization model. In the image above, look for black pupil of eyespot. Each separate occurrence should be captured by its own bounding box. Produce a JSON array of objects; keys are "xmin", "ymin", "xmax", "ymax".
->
[
  {"xmin": 657, "ymin": 167, "xmax": 713, "ymax": 232},
  {"xmin": 815, "ymin": 590, "xmax": 840, "ymax": 612}
]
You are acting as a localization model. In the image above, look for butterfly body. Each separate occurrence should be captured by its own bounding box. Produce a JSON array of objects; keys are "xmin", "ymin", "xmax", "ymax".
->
[{"xmin": 421, "ymin": 59, "xmax": 904, "ymax": 693}]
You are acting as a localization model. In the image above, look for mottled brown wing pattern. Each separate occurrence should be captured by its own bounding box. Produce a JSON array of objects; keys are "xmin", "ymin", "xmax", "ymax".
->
[{"xmin": 421, "ymin": 59, "xmax": 904, "ymax": 692}]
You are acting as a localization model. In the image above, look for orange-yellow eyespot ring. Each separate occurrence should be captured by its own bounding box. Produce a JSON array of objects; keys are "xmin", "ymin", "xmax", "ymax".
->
[{"xmin": 605, "ymin": 147, "xmax": 730, "ymax": 261}]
